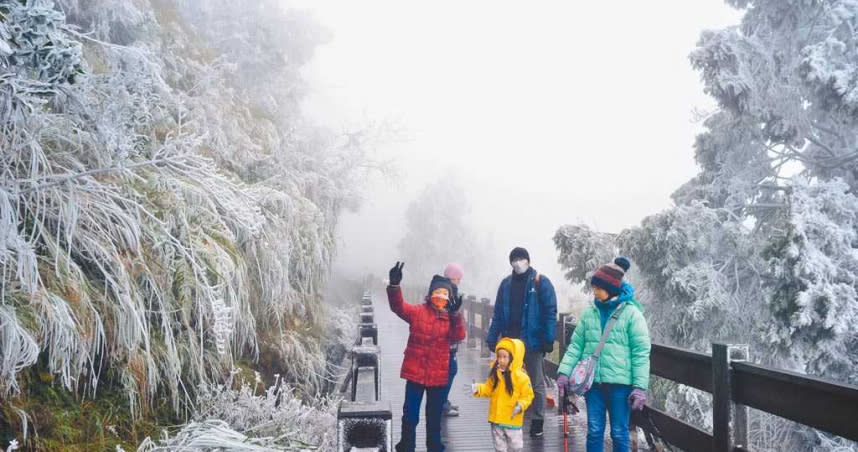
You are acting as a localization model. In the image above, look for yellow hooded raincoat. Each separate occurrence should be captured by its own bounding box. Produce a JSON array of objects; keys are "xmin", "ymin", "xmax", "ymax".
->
[{"xmin": 474, "ymin": 337, "xmax": 534, "ymax": 428}]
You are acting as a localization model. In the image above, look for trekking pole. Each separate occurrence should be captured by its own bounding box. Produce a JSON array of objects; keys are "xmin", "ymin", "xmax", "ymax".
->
[{"xmin": 561, "ymin": 389, "xmax": 570, "ymax": 452}]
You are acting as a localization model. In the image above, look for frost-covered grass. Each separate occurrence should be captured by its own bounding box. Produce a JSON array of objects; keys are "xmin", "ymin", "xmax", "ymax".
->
[
  {"xmin": 135, "ymin": 373, "xmax": 340, "ymax": 452},
  {"xmin": 0, "ymin": 0, "xmax": 368, "ymax": 448}
]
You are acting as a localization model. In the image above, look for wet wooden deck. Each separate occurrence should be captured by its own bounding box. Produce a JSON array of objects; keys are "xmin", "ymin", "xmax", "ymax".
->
[{"xmin": 370, "ymin": 289, "xmax": 610, "ymax": 452}]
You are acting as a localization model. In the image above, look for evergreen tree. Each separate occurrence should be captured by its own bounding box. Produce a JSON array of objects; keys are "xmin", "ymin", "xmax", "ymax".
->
[{"xmin": 554, "ymin": 2, "xmax": 858, "ymax": 449}]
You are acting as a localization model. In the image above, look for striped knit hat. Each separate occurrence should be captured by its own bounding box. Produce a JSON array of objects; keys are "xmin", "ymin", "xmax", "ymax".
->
[{"xmin": 591, "ymin": 257, "xmax": 631, "ymax": 297}]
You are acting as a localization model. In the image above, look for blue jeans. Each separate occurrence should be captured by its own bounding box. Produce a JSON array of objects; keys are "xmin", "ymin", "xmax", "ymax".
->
[
  {"xmin": 441, "ymin": 351, "xmax": 457, "ymax": 408},
  {"xmin": 584, "ymin": 383, "xmax": 633, "ymax": 452},
  {"xmin": 397, "ymin": 380, "xmax": 446, "ymax": 452}
]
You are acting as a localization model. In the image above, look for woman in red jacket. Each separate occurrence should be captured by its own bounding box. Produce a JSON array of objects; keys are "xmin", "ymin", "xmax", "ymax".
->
[{"xmin": 387, "ymin": 262, "xmax": 466, "ymax": 452}]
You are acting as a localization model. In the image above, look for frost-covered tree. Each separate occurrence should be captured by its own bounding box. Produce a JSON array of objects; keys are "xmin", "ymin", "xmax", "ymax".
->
[
  {"xmin": 554, "ymin": 1, "xmax": 858, "ymax": 449},
  {"xmin": 690, "ymin": 0, "xmax": 858, "ymax": 190},
  {"xmin": 397, "ymin": 178, "xmax": 494, "ymax": 294},
  {"xmin": 683, "ymin": 0, "xmax": 858, "ymax": 386},
  {"xmin": 764, "ymin": 178, "xmax": 858, "ymax": 384},
  {"xmin": 553, "ymin": 224, "xmax": 616, "ymax": 286}
]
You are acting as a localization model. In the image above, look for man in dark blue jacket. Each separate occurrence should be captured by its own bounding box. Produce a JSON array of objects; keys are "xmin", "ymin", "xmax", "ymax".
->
[{"xmin": 486, "ymin": 247, "xmax": 557, "ymax": 438}]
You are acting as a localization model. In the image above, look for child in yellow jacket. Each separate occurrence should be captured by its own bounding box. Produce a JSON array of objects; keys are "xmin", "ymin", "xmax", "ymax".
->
[{"xmin": 471, "ymin": 337, "xmax": 534, "ymax": 452}]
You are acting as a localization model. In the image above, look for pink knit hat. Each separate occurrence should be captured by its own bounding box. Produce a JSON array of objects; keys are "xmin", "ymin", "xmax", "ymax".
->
[{"xmin": 444, "ymin": 263, "xmax": 464, "ymax": 280}]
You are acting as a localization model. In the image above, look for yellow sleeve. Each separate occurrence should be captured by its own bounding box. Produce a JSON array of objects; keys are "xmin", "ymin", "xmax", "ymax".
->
[
  {"xmin": 475, "ymin": 377, "xmax": 495, "ymax": 398},
  {"xmin": 515, "ymin": 372, "xmax": 535, "ymax": 411}
]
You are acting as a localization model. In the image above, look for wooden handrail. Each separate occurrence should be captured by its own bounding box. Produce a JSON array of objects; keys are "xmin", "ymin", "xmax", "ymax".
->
[
  {"xmin": 731, "ymin": 361, "xmax": 858, "ymax": 442},
  {"xmin": 651, "ymin": 343, "xmax": 713, "ymax": 392},
  {"xmin": 643, "ymin": 406, "xmax": 714, "ymax": 452},
  {"xmin": 459, "ymin": 293, "xmax": 858, "ymax": 449}
]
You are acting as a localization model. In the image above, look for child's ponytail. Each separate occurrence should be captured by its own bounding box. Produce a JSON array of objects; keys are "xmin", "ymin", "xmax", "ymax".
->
[{"xmin": 488, "ymin": 362, "xmax": 499, "ymax": 389}]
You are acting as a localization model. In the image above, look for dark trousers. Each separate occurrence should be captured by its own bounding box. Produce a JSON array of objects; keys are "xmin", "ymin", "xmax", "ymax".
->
[
  {"xmin": 523, "ymin": 350, "xmax": 546, "ymax": 421},
  {"xmin": 441, "ymin": 351, "xmax": 458, "ymax": 407},
  {"xmin": 397, "ymin": 380, "xmax": 446, "ymax": 452}
]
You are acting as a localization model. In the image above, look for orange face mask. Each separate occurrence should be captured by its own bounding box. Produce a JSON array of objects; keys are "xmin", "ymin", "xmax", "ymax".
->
[{"xmin": 430, "ymin": 289, "xmax": 449, "ymax": 310}]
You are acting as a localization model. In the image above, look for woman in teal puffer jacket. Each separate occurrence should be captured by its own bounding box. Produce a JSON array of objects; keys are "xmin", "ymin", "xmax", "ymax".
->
[{"xmin": 556, "ymin": 257, "xmax": 651, "ymax": 452}]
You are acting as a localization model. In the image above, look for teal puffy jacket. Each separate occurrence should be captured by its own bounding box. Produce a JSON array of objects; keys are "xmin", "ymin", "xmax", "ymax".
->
[{"xmin": 557, "ymin": 282, "xmax": 651, "ymax": 390}]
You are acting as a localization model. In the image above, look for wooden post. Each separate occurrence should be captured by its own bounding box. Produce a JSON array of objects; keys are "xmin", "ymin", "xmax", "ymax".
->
[
  {"xmin": 480, "ymin": 297, "xmax": 491, "ymax": 357},
  {"xmin": 466, "ymin": 295, "xmax": 477, "ymax": 349},
  {"xmin": 712, "ymin": 343, "xmax": 731, "ymax": 452},
  {"xmin": 713, "ymin": 342, "xmax": 748, "ymax": 452},
  {"xmin": 558, "ymin": 313, "xmax": 569, "ymax": 357},
  {"xmin": 731, "ymin": 345, "xmax": 750, "ymax": 450}
]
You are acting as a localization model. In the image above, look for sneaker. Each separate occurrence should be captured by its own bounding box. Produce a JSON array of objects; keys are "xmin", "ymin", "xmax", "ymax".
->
[
  {"xmin": 529, "ymin": 419, "xmax": 544, "ymax": 438},
  {"xmin": 443, "ymin": 406, "xmax": 459, "ymax": 417}
]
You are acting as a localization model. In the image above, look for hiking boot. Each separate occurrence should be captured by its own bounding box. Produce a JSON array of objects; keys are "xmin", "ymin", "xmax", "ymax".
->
[{"xmin": 529, "ymin": 419, "xmax": 544, "ymax": 438}]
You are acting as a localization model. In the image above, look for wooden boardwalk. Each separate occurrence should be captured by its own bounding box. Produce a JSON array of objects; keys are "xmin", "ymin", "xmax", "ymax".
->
[{"xmin": 370, "ymin": 289, "xmax": 609, "ymax": 452}]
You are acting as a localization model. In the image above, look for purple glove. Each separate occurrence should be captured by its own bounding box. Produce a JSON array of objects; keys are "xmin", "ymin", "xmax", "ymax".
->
[
  {"xmin": 629, "ymin": 388, "xmax": 647, "ymax": 411},
  {"xmin": 556, "ymin": 375, "xmax": 569, "ymax": 397}
]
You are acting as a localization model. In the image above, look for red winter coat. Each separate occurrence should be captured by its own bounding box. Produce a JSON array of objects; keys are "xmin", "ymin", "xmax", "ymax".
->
[{"xmin": 387, "ymin": 285, "xmax": 466, "ymax": 387}]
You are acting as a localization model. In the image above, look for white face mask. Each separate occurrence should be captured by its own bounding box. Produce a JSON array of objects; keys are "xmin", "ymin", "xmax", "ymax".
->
[{"xmin": 511, "ymin": 259, "xmax": 529, "ymax": 274}]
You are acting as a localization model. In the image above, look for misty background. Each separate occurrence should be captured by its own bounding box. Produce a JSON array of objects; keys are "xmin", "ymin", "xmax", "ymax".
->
[
  {"xmin": 296, "ymin": 1, "xmax": 742, "ymax": 304},
  {"xmin": 4, "ymin": 0, "xmax": 858, "ymax": 450}
]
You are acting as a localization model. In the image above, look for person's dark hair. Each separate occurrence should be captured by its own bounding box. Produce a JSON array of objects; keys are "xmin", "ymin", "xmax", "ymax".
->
[{"xmin": 488, "ymin": 352, "xmax": 515, "ymax": 396}]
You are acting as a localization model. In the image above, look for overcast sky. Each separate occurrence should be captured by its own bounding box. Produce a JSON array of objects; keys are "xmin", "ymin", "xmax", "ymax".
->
[{"xmin": 294, "ymin": 1, "xmax": 743, "ymax": 301}]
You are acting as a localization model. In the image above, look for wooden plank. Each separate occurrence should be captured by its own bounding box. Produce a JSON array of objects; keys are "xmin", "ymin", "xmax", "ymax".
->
[
  {"xmin": 651, "ymin": 343, "xmax": 713, "ymax": 392},
  {"xmin": 731, "ymin": 361, "xmax": 858, "ymax": 442},
  {"xmin": 373, "ymin": 290, "xmax": 607, "ymax": 451},
  {"xmin": 642, "ymin": 406, "xmax": 714, "ymax": 452}
]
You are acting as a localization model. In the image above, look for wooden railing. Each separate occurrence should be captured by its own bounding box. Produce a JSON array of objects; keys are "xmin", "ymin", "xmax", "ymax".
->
[
  {"xmin": 460, "ymin": 295, "xmax": 858, "ymax": 452},
  {"xmin": 335, "ymin": 292, "xmax": 392, "ymax": 452}
]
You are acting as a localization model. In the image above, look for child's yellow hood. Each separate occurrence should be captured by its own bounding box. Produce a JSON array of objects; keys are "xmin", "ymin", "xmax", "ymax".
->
[{"xmin": 494, "ymin": 337, "xmax": 526, "ymax": 373}]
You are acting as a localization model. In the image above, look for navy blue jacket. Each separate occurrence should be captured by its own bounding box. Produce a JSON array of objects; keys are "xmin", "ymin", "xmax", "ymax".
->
[{"xmin": 486, "ymin": 267, "xmax": 557, "ymax": 352}]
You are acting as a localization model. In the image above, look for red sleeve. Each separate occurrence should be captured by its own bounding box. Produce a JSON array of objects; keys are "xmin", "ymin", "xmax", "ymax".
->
[
  {"xmin": 387, "ymin": 285, "xmax": 418, "ymax": 323},
  {"xmin": 449, "ymin": 312, "xmax": 466, "ymax": 342}
]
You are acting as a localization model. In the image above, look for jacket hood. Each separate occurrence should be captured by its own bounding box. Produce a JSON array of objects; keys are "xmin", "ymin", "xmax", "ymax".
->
[{"xmin": 495, "ymin": 337, "xmax": 526, "ymax": 373}]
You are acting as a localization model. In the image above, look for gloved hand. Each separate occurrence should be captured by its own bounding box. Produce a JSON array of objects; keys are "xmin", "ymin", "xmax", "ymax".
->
[
  {"xmin": 388, "ymin": 261, "xmax": 404, "ymax": 286},
  {"xmin": 448, "ymin": 294, "xmax": 463, "ymax": 313},
  {"xmin": 629, "ymin": 388, "xmax": 647, "ymax": 411},
  {"xmin": 510, "ymin": 402, "xmax": 522, "ymax": 418},
  {"xmin": 541, "ymin": 341, "xmax": 554, "ymax": 354},
  {"xmin": 556, "ymin": 374, "xmax": 569, "ymax": 398}
]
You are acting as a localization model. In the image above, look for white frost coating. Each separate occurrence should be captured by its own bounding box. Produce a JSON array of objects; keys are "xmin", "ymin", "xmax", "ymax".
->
[{"xmin": 0, "ymin": 0, "xmax": 368, "ymax": 430}]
